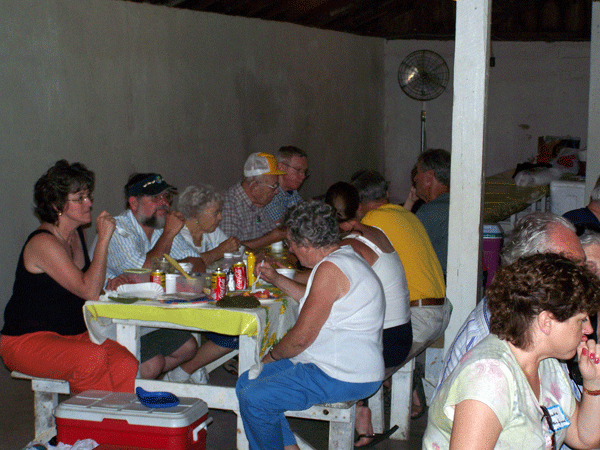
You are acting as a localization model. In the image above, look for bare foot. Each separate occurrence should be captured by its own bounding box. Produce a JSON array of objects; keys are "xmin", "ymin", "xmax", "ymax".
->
[
  {"xmin": 411, "ymin": 388, "xmax": 423, "ymax": 418},
  {"xmin": 354, "ymin": 404, "xmax": 374, "ymax": 447}
]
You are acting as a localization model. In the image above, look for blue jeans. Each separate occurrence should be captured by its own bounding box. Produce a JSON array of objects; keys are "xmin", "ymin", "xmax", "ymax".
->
[{"xmin": 236, "ymin": 359, "xmax": 381, "ymax": 450}]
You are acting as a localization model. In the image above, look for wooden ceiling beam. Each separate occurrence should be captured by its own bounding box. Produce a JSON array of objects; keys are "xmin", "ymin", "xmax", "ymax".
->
[
  {"xmin": 325, "ymin": 0, "xmax": 415, "ymax": 28},
  {"xmin": 221, "ymin": 0, "xmax": 276, "ymax": 16},
  {"xmin": 260, "ymin": 0, "xmax": 355, "ymax": 24},
  {"xmin": 122, "ymin": 0, "xmax": 592, "ymax": 42},
  {"xmin": 172, "ymin": 0, "xmax": 223, "ymax": 10}
]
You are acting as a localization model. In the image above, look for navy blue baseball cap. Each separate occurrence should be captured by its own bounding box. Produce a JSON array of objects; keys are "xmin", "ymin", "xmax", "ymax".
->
[{"xmin": 125, "ymin": 173, "xmax": 177, "ymax": 197}]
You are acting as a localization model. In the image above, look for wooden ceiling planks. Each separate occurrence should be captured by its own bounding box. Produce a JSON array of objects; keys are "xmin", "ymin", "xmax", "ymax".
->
[{"xmin": 117, "ymin": 0, "xmax": 592, "ymax": 41}]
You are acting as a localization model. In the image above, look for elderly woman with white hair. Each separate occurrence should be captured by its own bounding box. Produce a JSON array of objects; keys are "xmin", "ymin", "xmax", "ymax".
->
[
  {"xmin": 177, "ymin": 184, "xmax": 241, "ymax": 268},
  {"xmin": 236, "ymin": 200, "xmax": 385, "ymax": 450},
  {"xmin": 159, "ymin": 184, "xmax": 242, "ymax": 384}
]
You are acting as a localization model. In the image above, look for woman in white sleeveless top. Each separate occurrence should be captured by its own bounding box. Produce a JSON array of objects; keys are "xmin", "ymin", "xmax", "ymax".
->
[
  {"xmin": 326, "ymin": 181, "xmax": 412, "ymax": 446},
  {"xmin": 236, "ymin": 200, "xmax": 385, "ymax": 450}
]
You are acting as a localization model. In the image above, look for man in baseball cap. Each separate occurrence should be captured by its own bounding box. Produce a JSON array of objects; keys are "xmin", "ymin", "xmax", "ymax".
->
[
  {"xmin": 97, "ymin": 172, "xmax": 204, "ymax": 280},
  {"xmin": 220, "ymin": 153, "xmax": 288, "ymax": 249},
  {"xmin": 90, "ymin": 172, "xmax": 207, "ymax": 384}
]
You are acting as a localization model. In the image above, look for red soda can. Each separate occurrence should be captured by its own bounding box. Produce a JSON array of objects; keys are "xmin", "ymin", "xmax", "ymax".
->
[
  {"xmin": 233, "ymin": 262, "xmax": 247, "ymax": 290},
  {"xmin": 212, "ymin": 270, "xmax": 227, "ymax": 300}
]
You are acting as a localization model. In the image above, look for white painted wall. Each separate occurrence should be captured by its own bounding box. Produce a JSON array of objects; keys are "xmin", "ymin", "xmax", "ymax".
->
[
  {"xmin": 0, "ymin": 0, "xmax": 384, "ymax": 328},
  {"xmin": 0, "ymin": 0, "xmax": 593, "ymax": 336},
  {"xmin": 384, "ymin": 40, "xmax": 591, "ymax": 203}
]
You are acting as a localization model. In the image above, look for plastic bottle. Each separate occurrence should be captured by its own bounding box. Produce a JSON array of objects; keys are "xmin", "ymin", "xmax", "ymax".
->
[
  {"xmin": 222, "ymin": 252, "xmax": 236, "ymax": 291},
  {"xmin": 246, "ymin": 251, "xmax": 256, "ymax": 286},
  {"xmin": 222, "ymin": 253, "xmax": 235, "ymax": 272}
]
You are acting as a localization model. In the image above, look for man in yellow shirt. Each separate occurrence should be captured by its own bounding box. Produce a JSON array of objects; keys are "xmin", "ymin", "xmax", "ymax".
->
[{"xmin": 351, "ymin": 170, "xmax": 451, "ymax": 344}]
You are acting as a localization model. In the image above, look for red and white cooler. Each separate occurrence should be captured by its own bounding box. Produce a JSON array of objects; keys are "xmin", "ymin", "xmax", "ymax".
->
[{"xmin": 55, "ymin": 390, "xmax": 210, "ymax": 450}]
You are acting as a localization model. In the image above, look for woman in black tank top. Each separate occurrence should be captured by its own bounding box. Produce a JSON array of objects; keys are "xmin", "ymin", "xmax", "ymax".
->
[{"xmin": 0, "ymin": 160, "xmax": 138, "ymax": 394}]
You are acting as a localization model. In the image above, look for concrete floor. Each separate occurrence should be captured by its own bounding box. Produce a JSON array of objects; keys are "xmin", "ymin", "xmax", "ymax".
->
[{"xmin": 1, "ymin": 365, "xmax": 426, "ymax": 450}]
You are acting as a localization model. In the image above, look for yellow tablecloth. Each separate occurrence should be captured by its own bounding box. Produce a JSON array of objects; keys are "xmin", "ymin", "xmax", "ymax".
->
[
  {"xmin": 85, "ymin": 294, "xmax": 298, "ymax": 375},
  {"xmin": 483, "ymin": 170, "xmax": 550, "ymax": 223}
]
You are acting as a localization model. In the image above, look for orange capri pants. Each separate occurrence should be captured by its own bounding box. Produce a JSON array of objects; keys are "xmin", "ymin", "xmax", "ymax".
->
[{"xmin": 0, "ymin": 331, "xmax": 138, "ymax": 394}]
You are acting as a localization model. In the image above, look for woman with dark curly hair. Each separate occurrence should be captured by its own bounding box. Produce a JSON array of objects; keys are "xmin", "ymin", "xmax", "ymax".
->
[
  {"xmin": 424, "ymin": 253, "xmax": 600, "ymax": 450},
  {"xmin": 236, "ymin": 200, "xmax": 385, "ymax": 450},
  {"xmin": 0, "ymin": 160, "xmax": 138, "ymax": 394}
]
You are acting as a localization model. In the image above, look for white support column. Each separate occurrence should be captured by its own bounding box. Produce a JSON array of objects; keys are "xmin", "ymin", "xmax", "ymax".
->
[
  {"xmin": 586, "ymin": 1, "xmax": 600, "ymax": 198},
  {"xmin": 444, "ymin": 0, "xmax": 492, "ymax": 356}
]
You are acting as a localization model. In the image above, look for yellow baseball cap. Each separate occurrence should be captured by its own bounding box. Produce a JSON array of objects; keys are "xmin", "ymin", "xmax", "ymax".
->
[{"xmin": 243, "ymin": 152, "xmax": 287, "ymax": 177}]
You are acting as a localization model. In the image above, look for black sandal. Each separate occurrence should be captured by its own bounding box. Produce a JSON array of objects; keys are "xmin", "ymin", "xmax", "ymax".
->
[{"xmin": 354, "ymin": 425, "xmax": 399, "ymax": 448}]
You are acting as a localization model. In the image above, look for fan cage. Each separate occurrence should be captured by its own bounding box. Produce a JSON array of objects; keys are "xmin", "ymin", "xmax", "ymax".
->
[{"xmin": 398, "ymin": 50, "xmax": 449, "ymax": 101}]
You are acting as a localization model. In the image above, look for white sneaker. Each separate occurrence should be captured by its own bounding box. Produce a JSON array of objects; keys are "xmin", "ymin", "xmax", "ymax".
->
[
  {"xmin": 189, "ymin": 367, "xmax": 209, "ymax": 385},
  {"xmin": 163, "ymin": 366, "xmax": 192, "ymax": 383}
]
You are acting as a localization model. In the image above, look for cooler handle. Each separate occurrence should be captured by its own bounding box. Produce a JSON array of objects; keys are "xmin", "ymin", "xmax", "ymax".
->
[{"xmin": 193, "ymin": 416, "xmax": 213, "ymax": 442}]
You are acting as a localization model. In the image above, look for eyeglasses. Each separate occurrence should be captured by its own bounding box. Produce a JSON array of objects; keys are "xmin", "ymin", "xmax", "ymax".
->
[
  {"xmin": 260, "ymin": 181, "xmax": 280, "ymax": 191},
  {"xmin": 149, "ymin": 192, "xmax": 173, "ymax": 204},
  {"xmin": 282, "ymin": 162, "xmax": 310, "ymax": 178},
  {"xmin": 67, "ymin": 194, "xmax": 93, "ymax": 204},
  {"xmin": 540, "ymin": 406, "xmax": 556, "ymax": 450}
]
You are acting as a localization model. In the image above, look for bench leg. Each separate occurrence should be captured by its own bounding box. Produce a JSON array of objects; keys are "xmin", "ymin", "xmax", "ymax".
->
[
  {"xmin": 390, "ymin": 359, "xmax": 415, "ymax": 440},
  {"xmin": 423, "ymin": 347, "xmax": 444, "ymax": 404},
  {"xmin": 33, "ymin": 390, "xmax": 58, "ymax": 441},
  {"xmin": 370, "ymin": 384, "xmax": 385, "ymax": 434},
  {"xmin": 236, "ymin": 412, "xmax": 250, "ymax": 450},
  {"xmin": 328, "ymin": 403, "xmax": 355, "ymax": 450}
]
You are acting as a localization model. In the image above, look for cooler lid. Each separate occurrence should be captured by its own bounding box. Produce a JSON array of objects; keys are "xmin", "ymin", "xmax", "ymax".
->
[{"xmin": 55, "ymin": 390, "xmax": 208, "ymax": 428}]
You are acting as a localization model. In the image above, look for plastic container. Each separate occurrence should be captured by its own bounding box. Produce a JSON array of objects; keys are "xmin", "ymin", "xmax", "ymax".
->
[
  {"xmin": 165, "ymin": 274, "xmax": 179, "ymax": 294},
  {"xmin": 246, "ymin": 252, "xmax": 256, "ymax": 286},
  {"xmin": 55, "ymin": 390, "xmax": 209, "ymax": 450},
  {"xmin": 176, "ymin": 275, "xmax": 206, "ymax": 295},
  {"xmin": 123, "ymin": 269, "xmax": 151, "ymax": 284},
  {"xmin": 152, "ymin": 257, "xmax": 172, "ymax": 274},
  {"xmin": 482, "ymin": 224, "xmax": 503, "ymax": 288}
]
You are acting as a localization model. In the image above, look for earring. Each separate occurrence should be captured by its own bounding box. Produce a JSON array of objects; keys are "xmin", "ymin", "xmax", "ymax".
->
[{"xmin": 58, "ymin": 212, "xmax": 62, "ymax": 216}]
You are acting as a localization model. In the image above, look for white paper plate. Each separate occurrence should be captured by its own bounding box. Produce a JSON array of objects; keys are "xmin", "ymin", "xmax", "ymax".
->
[{"xmin": 116, "ymin": 282, "xmax": 163, "ymax": 299}]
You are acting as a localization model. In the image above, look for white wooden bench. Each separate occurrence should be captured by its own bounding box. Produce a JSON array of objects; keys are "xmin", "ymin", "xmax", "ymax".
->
[
  {"xmin": 9, "ymin": 340, "xmax": 235, "ymax": 444},
  {"xmin": 11, "ymin": 338, "xmax": 434, "ymax": 450},
  {"xmin": 370, "ymin": 339, "xmax": 435, "ymax": 440},
  {"xmin": 287, "ymin": 339, "xmax": 435, "ymax": 450},
  {"xmin": 11, "ymin": 371, "xmax": 70, "ymax": 443}
]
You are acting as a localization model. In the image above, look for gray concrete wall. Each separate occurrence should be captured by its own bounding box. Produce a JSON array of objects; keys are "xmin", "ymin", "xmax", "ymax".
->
[
  {"xmin": 0, "ymin": 0, "xmax": 384, "ymax": 327},
  {"xmin": 384, "ymin": 40, "xmax": 590, "ymax": 202}
]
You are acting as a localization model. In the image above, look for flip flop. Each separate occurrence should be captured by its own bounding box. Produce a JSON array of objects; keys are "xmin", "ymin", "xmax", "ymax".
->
[{"xmin": 354, "ymin": 425, "xmax": 399, "ymax": 448}]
